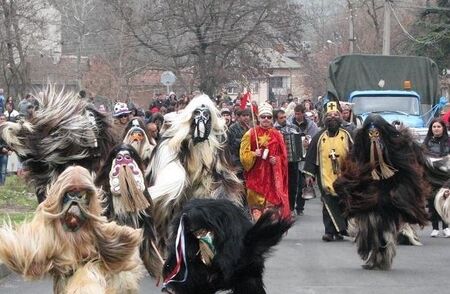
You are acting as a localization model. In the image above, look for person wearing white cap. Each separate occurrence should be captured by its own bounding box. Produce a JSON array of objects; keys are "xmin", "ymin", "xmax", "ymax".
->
[
  {"xmin": 113, "ymin": 102, "xmax": 132, "ymax": 124},
  {"xmin": 220, "ymin": 107, "xmax": 232, "ymax": 127},
  {"xmin": 240, "ymin": 102, "xmax": 290, "ymax": 221}
]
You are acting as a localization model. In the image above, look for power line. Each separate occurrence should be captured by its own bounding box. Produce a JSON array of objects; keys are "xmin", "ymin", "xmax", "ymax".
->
[
  {"xmin": 389, "ymin": 2, "xmax": 428, "ymax": 44},
  {"xmin": 390, "ymin": 2, "xmax": 443, "ymax": 46}
]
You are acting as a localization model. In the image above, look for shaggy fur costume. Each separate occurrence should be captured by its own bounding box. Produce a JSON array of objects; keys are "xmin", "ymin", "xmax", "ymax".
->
[
  {"xmin": 95, "ymin": 144, "xmax": 162, "ymax": 277},
  {"xmin": 0, "ymin": 166, "xmax": 143, "ymax": 293},
  {"xmin": 122, "ymin": 118, "xmax": 155, "ymax": 168},
  {"xmin": 0, "ymin": 87, "xmax": 116, "ymax": 203},
  {"xmin": 434, "ymin": 180, "xmax": 450, "ymax": 224},
  {"xmin": 146, "ymin": 94, "xmax": 243, "ymax": 252},
  {"xmin": 334, "ymin": 114, "xmax": 430, "ymax": 270},
  {"xmin": 162, "ymin": 199, "xmax": 293, "ymax": 294}
]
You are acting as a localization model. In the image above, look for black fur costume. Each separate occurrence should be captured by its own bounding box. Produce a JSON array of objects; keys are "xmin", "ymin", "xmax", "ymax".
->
[
  {"xmin": 95, "ymin": 144, "xmax": 162, "ymax": 277},
  {"xmin": 334, "ymin": 114, "xmax": 430, "ymax": 270},
  {"xmin": 162, "ymin": 199, "xmax": 292, "ymax": 294}
]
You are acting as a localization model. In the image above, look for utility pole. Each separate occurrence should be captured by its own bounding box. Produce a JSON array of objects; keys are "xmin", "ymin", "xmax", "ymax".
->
[
  {"xmin": 382, "ymin": 0, "xmax": 391, "ymax": 55},
  {"xmin": 347, "ymin": 0, "xmax": 355, "ymax": 54}
]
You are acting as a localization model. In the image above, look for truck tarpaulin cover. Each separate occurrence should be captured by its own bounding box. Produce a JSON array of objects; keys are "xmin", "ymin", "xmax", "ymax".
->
[{"xmin": 326, "ymin": 54, "xmax": 439, "ymax": 105}]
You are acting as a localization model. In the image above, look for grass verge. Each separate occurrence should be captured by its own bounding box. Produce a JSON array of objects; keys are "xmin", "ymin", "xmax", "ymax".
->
[{"xmin": 0, "ymin": 175, "xmax": 37, "ymax": 224}]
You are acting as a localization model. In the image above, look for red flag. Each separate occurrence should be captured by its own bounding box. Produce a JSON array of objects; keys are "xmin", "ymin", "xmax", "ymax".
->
[{"xmin": 240, "ymin": 91, "xmax": 251, "ymax": 109}]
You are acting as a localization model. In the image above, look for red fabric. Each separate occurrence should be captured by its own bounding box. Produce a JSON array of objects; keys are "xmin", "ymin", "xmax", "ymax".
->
[
  {"xmin": 240, "ymin": 92, "xmax": 250, "ymax": 109},
  {"xmin": 442, "ymin": 110, "xmax": 450, "ymax": 126},
  {"xmin": 245, "ymin": 126, "xmax": 290, "ymax": 218},
  {"xmin": 252, "ymin": 104, "xmax": 258, "ymax": 115}
]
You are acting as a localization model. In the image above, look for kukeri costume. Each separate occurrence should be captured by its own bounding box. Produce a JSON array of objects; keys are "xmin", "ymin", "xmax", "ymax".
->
[
  {"xmin": 162, "ymin": 199, "xmax": 292, "ymax": 294},
  {"xmin": 334, "ymin": 114, "xmax": 430, "ymax": 270},
  {"xmin": 0, "ymin": 87, "xmax": 116, "ymax": 202},
  {"xmin": 0, "ymin": 166, "xmax": 143, "ymax": 293},
  {"xmin": 146, "ymin": 94, "xmax": 243, "ymax": 252},
  {"xmin": 95, "ymin": 144, "xmax": 162, "ymax": 277}
]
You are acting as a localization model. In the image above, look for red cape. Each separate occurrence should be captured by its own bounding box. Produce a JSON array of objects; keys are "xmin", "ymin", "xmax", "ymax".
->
[{"xmin": 244, "ymin": 126, "xmax": 289, "ymax": 217}]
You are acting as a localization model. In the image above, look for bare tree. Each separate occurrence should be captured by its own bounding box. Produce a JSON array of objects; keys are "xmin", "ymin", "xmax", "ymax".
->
[
  {"xmin": 0, "ymin": 0, "xmax": 48, "ymax": 97},
  {"xmin": 107, "ymin": 0, "xmax": 305, "ymax": 96},
  {"xmin": 49, "ymin": 0, "xmax": 106, "ymax": 89}
]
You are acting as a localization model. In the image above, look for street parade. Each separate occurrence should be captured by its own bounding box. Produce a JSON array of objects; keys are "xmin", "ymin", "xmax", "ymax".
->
[{"xmin": 0, "ymin": 0, "xmax": 449, "ymax": 293}]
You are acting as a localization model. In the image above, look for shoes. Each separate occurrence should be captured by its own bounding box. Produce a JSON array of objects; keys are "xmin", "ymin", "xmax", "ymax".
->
[
  {"xmin": 296, "ymin": 210, "xmax": 304, "ymax": 216},
  {"xmin": 334, "ymin": 234, "xmax": 344, "ymax": 241},
  {"xmin": 430, "ymin": 229, "xmax": 440, "ymax": 237},
  {"xmin": 443, "ymin": 228, "xmax": 450, "ymax": 238},
  {"xmin": 322, "ymin": 234, "xmax": 334, "ymax": 242}
]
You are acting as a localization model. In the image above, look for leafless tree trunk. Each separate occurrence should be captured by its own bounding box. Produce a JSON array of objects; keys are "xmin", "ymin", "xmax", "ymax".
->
[{"xmin": 0, "ymin": 0, "xmax": 28, "ymax": 96}]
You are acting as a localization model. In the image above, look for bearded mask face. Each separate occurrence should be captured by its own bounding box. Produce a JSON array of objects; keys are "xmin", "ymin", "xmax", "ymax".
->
[
  {"xmin": 108, "ymin": 149, "xmax": 150, "ymax": 215},
  {"xmin": 61, "ymin": 190, "xmax": 91, "ymax": 232},
  {"xmin": 109, "ymin": 150, "xmax": 145, "ymax": 195},
  {"xmin": 191, "ymin": 105, "xmax": 211, "ymax": 144},
  {"xmin": 367, "ymin": 123, "xmax": 397, "ymax": 180}
]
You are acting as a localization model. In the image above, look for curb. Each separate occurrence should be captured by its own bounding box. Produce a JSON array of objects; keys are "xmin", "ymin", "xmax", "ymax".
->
[{"xmin": 0, "ymin": 263, "xmax": 10, "ymax": 279}]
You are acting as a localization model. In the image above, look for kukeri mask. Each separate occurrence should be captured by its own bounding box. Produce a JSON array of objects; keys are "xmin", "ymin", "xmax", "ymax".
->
[{"xmin": 191, "ymin": 105, "xmax": 211, "ymax": 144}]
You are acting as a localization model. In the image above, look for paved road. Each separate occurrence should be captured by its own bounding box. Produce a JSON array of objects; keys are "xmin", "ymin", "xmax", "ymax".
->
[{"xmin": 1, "ymin": 198, "xmax": 450, "ymax": 293}]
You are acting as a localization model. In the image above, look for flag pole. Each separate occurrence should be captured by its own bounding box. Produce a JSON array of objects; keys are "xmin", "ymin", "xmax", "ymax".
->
[{"xmin": 248, "ymin": 93, "xmax": 260, "ymax": 150}]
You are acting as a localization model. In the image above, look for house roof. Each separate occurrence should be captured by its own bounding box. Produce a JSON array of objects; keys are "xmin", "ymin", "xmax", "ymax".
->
[{"xmin": 263, "ymin": 49, "xmax": 301, "ymax": 69}]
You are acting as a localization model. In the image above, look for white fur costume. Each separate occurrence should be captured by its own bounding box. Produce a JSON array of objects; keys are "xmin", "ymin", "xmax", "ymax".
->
[{"xmin": 146, "ymin": 94, "xmax": 243, "ymax": 251}]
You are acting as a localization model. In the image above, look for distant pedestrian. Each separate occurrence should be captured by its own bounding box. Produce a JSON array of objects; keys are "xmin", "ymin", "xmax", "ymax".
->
[
  {"xmin": 0, "ymin": 89, "xmax": 5, "ymax": 114},
  {"xmin": 4, "ymin": 103, "xmax": 19, "ymax": 122},
  {"xmin": 423, "ymin": 118, "xmax": 450, "ymax": 238},
  {"xmin": 0, "ymin": 114, "xmax": 10, "ymax": 185}
]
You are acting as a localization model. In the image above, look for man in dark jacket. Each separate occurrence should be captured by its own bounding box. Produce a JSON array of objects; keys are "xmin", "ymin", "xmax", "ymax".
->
[
  {"xmin": 227, "ymin": 108, "xmax": 251, "ymax": 179},
  {"xmin": 289, "ymin": 104, "xmax": 319, "ymax": 215}
]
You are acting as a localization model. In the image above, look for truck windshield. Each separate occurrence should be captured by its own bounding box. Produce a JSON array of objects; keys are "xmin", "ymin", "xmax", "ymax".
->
[{"xmin": 352, "ymin": 95, "xmax": 420, "ymax": 115}]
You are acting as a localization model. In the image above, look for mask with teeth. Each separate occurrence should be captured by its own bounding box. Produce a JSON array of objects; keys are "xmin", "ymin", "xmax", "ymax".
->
[
  {"xmin": 61, "ymin": 190, "xmax": 91, "ymax": 232},
  {"xmin": 191, "ymin": 105, "xmax": 211, "ymax": 144}
]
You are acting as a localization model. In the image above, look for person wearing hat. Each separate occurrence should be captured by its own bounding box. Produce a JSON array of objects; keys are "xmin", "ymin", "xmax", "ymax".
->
[
  {"xmin": 303, "ymin": 101, "xmax": 353, "ymax": 241},
  {"xmin": 340, "ymin": 102, "xmax": 357, "ymax": 133},
  {"xmin": 240, "ymin": 102, "xmax": 289, "ymax": 221},
  {"xmin": 221, "ymin": 107, "xmax": 232, "ymax": 127},
  {"xmin": 112, "ymin": 102, "xmax": 132, "ymax": 136}
]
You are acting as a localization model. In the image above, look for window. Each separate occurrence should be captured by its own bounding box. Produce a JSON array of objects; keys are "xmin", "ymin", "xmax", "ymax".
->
[{"xmin": 269, "ymin": 77, "xmax": 283, "ymax": 88}]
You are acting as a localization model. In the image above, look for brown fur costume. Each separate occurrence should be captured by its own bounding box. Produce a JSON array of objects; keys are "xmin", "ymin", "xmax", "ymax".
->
[
  {"xmin": 334, "ymin": 114, "xmax": 430, "ymax": 270},
  {"xmin": 0, "ymin": 87, "xmax": 116, "ymax": 203},
  {"xmin": 0, "ymin": 166, "xmax": 143, "ymax": 293}
]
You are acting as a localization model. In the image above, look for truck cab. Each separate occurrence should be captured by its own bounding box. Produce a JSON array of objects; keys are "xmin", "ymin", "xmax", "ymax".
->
[{"xmin": 349, "ymin": 90, "xmax": 424, "ymax": 128}]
